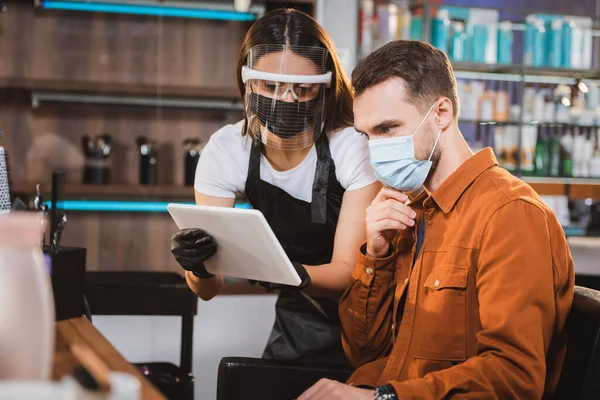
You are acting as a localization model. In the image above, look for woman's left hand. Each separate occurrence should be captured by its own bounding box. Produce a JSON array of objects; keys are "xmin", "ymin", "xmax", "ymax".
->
[{"xmin": 248, "ymin": 262, "xmax": 311, "ymax": 292}]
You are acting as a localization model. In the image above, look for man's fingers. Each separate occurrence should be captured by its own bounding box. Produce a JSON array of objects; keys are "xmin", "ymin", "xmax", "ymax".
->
[
  {"xmin": 372, "ymin": 219, "xmax": 407, "ymax": 233},
  {"xmin": 373, "ymin": 186, "xmax": 408, "ymax": 205},
  {"xmin": 375, "ymin": 206, "xmax": 416, "ymax": 227}
]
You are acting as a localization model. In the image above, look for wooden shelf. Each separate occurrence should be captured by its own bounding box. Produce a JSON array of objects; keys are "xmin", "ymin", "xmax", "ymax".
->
[
  {"xmin": 12, "ymin": 182, "xmax": 196, "ymax": 200},
  {"xmin": 523, "ymin": 177, "xmax": 600, "ymax": 199},
  {"xmin": 0, "ymin": 78, "xmax": 240, "ymax": 101}
]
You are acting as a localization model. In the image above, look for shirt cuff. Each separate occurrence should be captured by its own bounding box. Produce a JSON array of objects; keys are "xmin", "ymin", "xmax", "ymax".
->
[
  {"xmin": 390, "ymin": 379, "xmax": 434, "ymax": 400},
  {"xmin": 352, "ymin": 242, "xmax": 397, "ymax": 287}
]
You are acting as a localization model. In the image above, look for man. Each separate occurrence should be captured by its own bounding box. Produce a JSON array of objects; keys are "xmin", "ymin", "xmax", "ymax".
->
[{"xmin": 300, "ymin": 41, "xmax": 574, "ymax": 399}]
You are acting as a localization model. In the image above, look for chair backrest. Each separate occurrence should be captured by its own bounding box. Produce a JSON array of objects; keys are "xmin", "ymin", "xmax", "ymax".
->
[
  {"xmin": 555, "ymin": 285, "xmax": 600, "ymax": 400},
  {"xmin": 85, "ymin": 271, "xmax": 198, "ymax": 374}
]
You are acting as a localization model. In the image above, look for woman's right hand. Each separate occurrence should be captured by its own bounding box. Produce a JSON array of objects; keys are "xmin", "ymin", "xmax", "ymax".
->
[
  {"xmin": 171, "ymin": 228, "xmax": 217, "ymax": 279},
  {"xmin": 365, "ymin": 187, "xmax": 416, "ymax": 258}
]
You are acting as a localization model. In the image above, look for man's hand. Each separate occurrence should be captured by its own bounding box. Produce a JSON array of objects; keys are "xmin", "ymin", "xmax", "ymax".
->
[
  {"xmin": 366, "ymin": 187, "xmax": 416, "ymax": 258},
  {"xmin": 298, "ymin": 379, "xmax": 374, "ymax": 400}
]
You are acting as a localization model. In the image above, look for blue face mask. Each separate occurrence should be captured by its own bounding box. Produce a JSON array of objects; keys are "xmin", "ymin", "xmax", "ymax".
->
[{"xmin": 368, "ymin": 103, "xmax": 442, "ymax": 194}]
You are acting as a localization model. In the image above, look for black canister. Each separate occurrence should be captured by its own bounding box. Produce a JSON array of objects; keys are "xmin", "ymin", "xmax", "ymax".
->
[
  {"xmin": 81, "ymin": 134, "xmax": 112, "ymax": 185},
  {"xmin": 183, "ymin": 139, "xmax": 203, "ymax": 186},
  {"xmin": 137, "ymin": 136, "xmax": 158, "ymax": 185}
]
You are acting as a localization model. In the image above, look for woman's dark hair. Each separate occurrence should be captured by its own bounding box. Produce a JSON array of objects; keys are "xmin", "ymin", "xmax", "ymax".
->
[{"xmin": 237, "ymin": 8, "xmax": 354, "ymax": 136}]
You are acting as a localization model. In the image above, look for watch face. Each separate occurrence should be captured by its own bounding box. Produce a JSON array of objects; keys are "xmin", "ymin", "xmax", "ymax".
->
[{"xmin": 375, "ymin": 384, "xmax": 398, "ymax": 400}]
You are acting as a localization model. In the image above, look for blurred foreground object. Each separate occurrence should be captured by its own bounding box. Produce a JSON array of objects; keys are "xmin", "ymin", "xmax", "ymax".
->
[{"xmin": 0, "ymin": 212, "xmax": 55, "ymax": 380}]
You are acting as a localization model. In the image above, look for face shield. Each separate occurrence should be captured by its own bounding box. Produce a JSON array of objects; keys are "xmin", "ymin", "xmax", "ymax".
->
[{"xmin": 241, "ymin": 45, "xmax": 332, "ymax": 150}]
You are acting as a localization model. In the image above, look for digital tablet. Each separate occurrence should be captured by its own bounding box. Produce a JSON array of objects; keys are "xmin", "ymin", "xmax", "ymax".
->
[{"xmin": 167, "ymin": 203, "xmax": 301, "ymax": 286}]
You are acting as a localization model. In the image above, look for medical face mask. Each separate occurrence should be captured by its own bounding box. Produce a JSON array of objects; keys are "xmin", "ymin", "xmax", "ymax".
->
[{"xmin": 368, "ymin": 103, "xmax": 442, "ymax": 194}]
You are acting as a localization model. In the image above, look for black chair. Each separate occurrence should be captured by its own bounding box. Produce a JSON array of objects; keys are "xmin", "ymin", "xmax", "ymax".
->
[
  {"xmin": 217, "ymin": 357, "xmax": 352, "ymax": 400},
  {"xmin": 218, "ymin": 286, "xmax": 600, "ymax": 400},
  {"xmin": 555, "ymin": 285, "xmax": 600, "ymax": 400},
  {"xmin": 85, "ymin": 271, "xmax": 197, "ymax": 400}
]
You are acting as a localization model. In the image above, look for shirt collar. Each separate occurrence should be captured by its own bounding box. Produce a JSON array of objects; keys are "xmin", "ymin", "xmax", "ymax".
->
[{"xmin": 429, "ymin": 148, "xmax": 498, "ymax": 214}]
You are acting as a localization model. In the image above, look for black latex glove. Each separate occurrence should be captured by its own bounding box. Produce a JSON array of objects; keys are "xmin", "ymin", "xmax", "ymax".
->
[
  {"xmin": 249, "ymin": 262, "xmax": 311, "ymax": 292},
  {"xmin": 171, "ymin": 228, "xmax": 217, "ymax": 279}
]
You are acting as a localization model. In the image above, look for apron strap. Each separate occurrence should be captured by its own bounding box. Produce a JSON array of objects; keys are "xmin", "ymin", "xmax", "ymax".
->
[
  {"xmin": 311, "ymin": 134, "xmax": 332, "ymax": 224},
  {"xmin": 247, "ymin": 138, "xmax": 262, "ymax": 188}
]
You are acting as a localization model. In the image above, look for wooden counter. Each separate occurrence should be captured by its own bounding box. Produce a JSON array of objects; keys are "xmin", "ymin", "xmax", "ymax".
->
[{"xmin": 54, "ymin": 316, "xmax": 166, "ymax": 400}]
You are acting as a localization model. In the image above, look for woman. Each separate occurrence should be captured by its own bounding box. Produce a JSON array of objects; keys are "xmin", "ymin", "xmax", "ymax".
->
[{"xmin": 171, "ymin": 8, "xmax": 380, "ymax": 365}]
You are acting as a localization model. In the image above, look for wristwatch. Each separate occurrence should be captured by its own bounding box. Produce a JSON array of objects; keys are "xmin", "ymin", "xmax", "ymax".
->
[{"xmin": 374, "ymin": 384, "xmax": 398, "ymax": 400}]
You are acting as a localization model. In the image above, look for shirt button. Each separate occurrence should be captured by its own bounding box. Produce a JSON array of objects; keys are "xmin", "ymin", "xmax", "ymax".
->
[
  {"xmin": 404, "ymin": 278, "xmax": 409, "ymax": 284},
  {"xmin": 366, "ymin": 267, "xmax": 374, "ymax": 275},
  {"xmin": 434, "ymin": 279, "xmax": 440, "ymax": 288}
]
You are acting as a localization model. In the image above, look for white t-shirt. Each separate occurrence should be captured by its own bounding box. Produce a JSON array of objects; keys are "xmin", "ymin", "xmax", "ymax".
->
[{"xmin": 194, "ymin": 122, "xmax": 377, "ymax": 202}]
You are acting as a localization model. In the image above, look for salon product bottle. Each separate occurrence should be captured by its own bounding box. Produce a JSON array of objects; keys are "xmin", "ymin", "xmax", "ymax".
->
[
  {"xmin": 524, "ymin": 15, "xmax": 537, "ymax": 65},
  {"xmin": 137, "ymin": 136, "xmax": 158, "ymax": 185},
  {"xmin": 522, "ymin": 125, "xmax": 537, "ymax": 175},
  {"xmin": 449, "ymin": 21, "xmax": 467, "ymax": 62},
  {"xmin": 573, "ymin": 129, "xmax": 586, "ymax": 176},
  {"xmin": 532, "ymin": 19, "xmax": 546, "ymax": 67},
  {"xmin": 586, "ymin": 81, "xmax": 599, "ymax": 111},
  {"xmin": 432, "ymin": 9, "xmax": 450, "ymax": 54},
  {"xmin": 359, "ymin": 0, "xmax": 375, "ymax": 58},
  {"xmin": 560, "ymin": 126, "xmax": 574, "ymax": 177},
  {"xmin": 395, "ymin": 0, "xmax": 411, "ymax": 40},
  {"xmin": 549, "ymin": 125, "xmax": 561, "ymax": 177},
  {"xmin": 583, "ymin": 127, "xmax": 595, "ymax": 177},
  {"xmin": 81, "ymin": 134, "xmax": 112, "ymax": 185},
  {"xmin": 471, "ymin": 24, "xmax": 488, "ymax": 63},
  {"xmin": 534, "ymin": 125, "xmax": 549, "ymax": 176},
  {"xmin": 410, "ymin": 15, "xmax": 422, "ymax": 40},
  {"xmin": 183, "ymin": 139, "xmax": 203, "ymax": 186},
  {"xmin": 562, "ymin": 20, "xmax": 574, "ymax": 68},
  {"xmin": 548, "ymin": 19, "xmax": 563, "ymax": 68},
  {"xmin": 497, "ymin": 21, "xmax": 513, "ymax": 65},
  {"xmin": 533, "ymin": 89, "xmax": 547, "ymax": 122},
  {"xmin": 479, "ymin": 90, "xmax": 495, "ymax": 121},
  {"xmin": 376, "ymin": 4, "xmax": 392, "ymax": 48},
  {"xmin": 494, "ymin": 82, "xmax": 509, "ymax": 122}
]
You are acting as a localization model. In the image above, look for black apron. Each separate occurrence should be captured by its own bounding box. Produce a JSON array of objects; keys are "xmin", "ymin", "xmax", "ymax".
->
[{"xmin": 244, "ymin": 134, "xmax": 348, "ymax": 366}]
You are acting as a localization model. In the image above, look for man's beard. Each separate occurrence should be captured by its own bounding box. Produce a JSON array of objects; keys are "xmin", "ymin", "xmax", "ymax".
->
[{"xmin": 416, "ymin": 125, "xmax": 442, "ymax": 184}]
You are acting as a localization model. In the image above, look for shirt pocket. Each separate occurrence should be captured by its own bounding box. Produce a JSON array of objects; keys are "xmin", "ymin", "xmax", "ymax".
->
[{"xmin": 414, "ymin": 265, "xmax": 468, "ymax": 362}]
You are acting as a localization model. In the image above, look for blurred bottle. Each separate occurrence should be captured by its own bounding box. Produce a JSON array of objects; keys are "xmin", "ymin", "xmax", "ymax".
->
[
  {"xmin": 521, "ymin": 125, "xmax": 537, "ymax": 174},
  {"xmin": 560, "ymin": 125, "xmax": 574, "ymax": 177},
  {"xmin": 534, "ymin": 124, "xmax": 550, "ymax": 176},
  {"xmin": 394, "ymin": 0, "xmax": 412, "ymax": 40},
  {"xmin": 497, "ymin": 21, "xmax": 513, "ymax": 65},
  {"xmin": 359, "ymin": 0, "xmax": 375, "ymax": 58},
  {"xmin": 548, "ymin": 19, "xmax": 563, "ymax": 68},
  {"xmin": 81, "ymin": 134, "xmax": 112, "ymax": 185},
  {"xmin": 137, "ymin": 136, "xmax": 158, "ymax": 185},
  {"xmin": 471, "ymin": 24, "xmax": 488, "ymax": 63},
  {"xmin": 494, "ymin": 81, "xmax": 509, "ymax": 122},
  {"xmin": 449, "ymin": 21, "xmax": 467, "ymax": 62},
  {"xmin": 183, "ymin": 139, "xmax": 204, "ymax": 187},
  {"xmin": 562, "ymin": 20, "xmax": 575, "ymax": 68},
  {"xmin": 432, "ymin": 8, "xmax": 450, "ymax": 54},
  {"xmin": 549, "ymin": 125, "xmax": 561, "ymax": 176}
]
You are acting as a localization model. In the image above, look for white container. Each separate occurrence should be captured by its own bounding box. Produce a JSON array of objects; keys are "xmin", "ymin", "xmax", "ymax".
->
[
  {"xmin": 0, "ymin": 213, "xmax": 54, "ymax": 380},
  {"xmin": 589, "ymin": 156, "xmax": 600, "ymax": 178}
]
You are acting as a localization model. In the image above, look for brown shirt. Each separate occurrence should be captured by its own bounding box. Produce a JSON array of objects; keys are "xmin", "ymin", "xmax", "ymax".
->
[{"xmin": 340, "ymin": 148, "xmax": 574, "ymax": 399}]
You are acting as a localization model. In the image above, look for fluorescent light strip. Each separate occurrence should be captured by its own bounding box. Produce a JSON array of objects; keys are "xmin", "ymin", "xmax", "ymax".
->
[
  {"xmin": 44, "ymin": 200, "xmax": 252, "ymax": 212},
  {"xmin": 41, "ymin": 0, "xmax": 256, "ymax": 21}
]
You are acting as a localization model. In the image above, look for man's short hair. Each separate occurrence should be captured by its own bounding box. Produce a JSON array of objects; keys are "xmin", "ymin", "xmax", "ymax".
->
[{"xmin": 352, "ymin": 40, "xmax": 459, "ymax": 116}]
